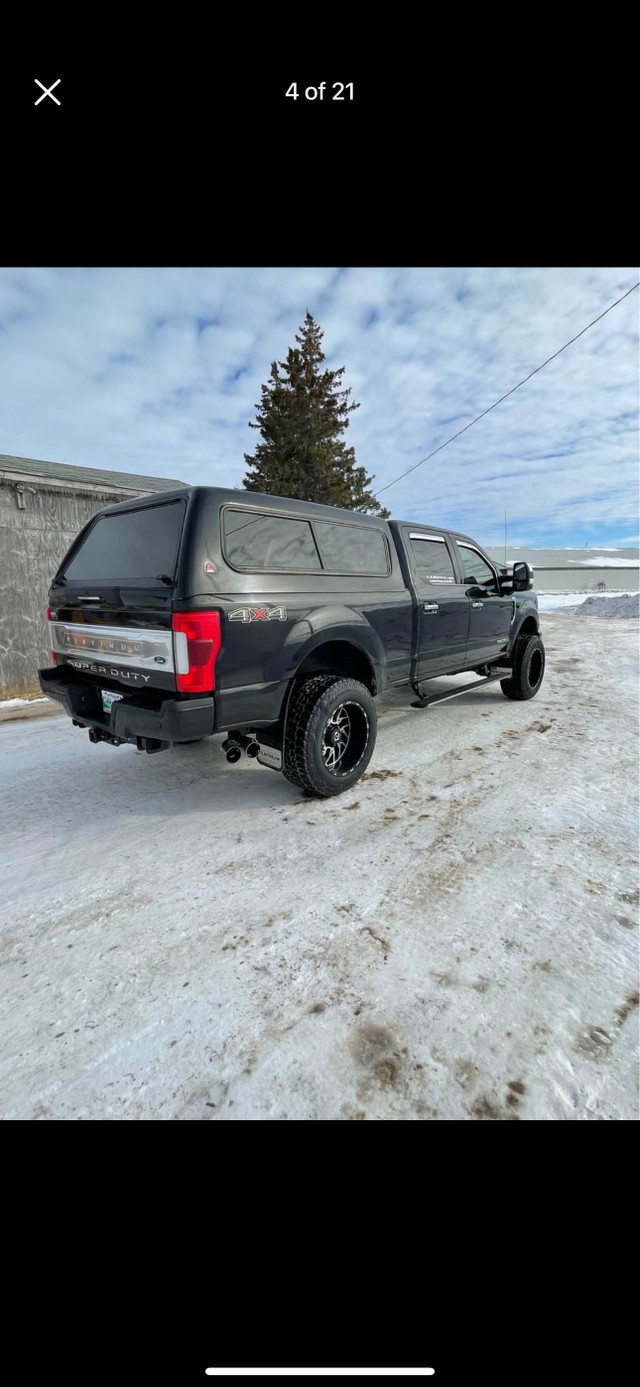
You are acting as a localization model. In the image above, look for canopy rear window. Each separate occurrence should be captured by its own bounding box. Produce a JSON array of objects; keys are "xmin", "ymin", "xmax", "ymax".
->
[{"xmin": 61, "ymin": 500, "xmax": 185, "ymax": 583}]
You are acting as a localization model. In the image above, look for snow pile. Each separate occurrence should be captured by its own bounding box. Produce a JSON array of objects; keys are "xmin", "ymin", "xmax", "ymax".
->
[
  {"xmin": 0, "ymin": 696, "xmax": 48, "ymax": 709},
  {"xmin": 538, "ymin": 590, "xmax": 639, "ymax": 615},
  {"xmin": 575, "ymin": 592, "xmax": 639, "ymax": 618}
]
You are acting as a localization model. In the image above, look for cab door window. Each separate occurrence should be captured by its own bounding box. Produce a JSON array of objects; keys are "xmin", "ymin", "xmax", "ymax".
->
[
  {"xmin": 410, "ymin": 536, "xmax": 456, "ymax": 588},
  {"xmin": 457, "ymin": 543, "xmax": 498, "ymax": 593}
]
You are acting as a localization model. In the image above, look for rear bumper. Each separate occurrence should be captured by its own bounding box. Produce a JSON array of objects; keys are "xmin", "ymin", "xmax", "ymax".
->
[{"xmin": 38, "ymin": 665, "xmax": 215, "ymax": 744}]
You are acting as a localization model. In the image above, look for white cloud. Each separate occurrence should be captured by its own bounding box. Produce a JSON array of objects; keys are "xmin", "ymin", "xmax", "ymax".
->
[{"xmin": 0, "ymin": 266, "xmax": 637, "ymax": 544}]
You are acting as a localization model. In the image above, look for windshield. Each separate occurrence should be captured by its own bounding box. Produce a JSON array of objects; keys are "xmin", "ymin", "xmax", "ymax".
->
[{"xmin": 61, "ymin": 500, "xmax": 185, "ymax": 583}]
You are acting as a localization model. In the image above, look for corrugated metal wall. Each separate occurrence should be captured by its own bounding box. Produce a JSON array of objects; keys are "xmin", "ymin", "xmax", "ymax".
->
[{"xmin": 0, "ymin": 482, "xmax": 135, "ymax": 698}]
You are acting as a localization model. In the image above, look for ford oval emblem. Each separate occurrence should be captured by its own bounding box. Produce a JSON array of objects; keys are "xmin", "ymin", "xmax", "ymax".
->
[{"xmin": 154, "ymin": 656, "xmax": 167, "ymax": 664}]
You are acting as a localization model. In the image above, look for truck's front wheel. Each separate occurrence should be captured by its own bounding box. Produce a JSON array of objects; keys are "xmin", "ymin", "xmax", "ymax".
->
[
  {"xmin": 500, "ymin": 632, "xmax": 546, "ymax": 700},
  {"xmin": 283, "ymin": 675, "xmax": 377, "ymax": 798}
]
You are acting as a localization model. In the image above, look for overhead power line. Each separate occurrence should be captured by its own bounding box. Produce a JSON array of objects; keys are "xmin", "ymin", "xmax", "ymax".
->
[{"xmin": 375, "ymin": 280, "xmax": 640, "ymax": 498}]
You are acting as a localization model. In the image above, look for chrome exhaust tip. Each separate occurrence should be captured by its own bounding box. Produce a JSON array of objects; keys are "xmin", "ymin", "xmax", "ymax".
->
[
  {"xmin": 222, "ymin": 738, "xmax": 242, "ymax": 764},
  {"xmin": 245, "ymin": 740, "xmax": 260, "ymax": 758}
]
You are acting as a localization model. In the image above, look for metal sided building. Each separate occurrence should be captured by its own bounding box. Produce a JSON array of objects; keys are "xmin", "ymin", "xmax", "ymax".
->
[{"xmin": 0, "ymin": 453, "xmax": 184, "ymax": 699}]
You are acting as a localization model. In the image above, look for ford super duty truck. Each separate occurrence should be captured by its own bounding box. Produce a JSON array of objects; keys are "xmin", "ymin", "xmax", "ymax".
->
[{"xmin": 39, "ymin": 486, "xmax": 545, "ymax": 798}]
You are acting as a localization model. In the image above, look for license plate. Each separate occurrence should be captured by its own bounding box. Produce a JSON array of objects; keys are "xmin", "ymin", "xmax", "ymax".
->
[{"xmin": 102, "ymin": 689, "xmax": 123, "ymax": 714}]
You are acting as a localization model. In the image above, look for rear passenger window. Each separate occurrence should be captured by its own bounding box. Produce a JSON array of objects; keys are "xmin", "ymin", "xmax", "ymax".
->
[
  {"xmin": 410, "ymin": 537, "xmax": 455, "ymax": 584},
  {"xmin": 314, "ymin": 522, "xmax": 389, "ymax": 575},
  {"xmin": 223, "ymin": 509, "xmax": 321, "ymax": 570}
]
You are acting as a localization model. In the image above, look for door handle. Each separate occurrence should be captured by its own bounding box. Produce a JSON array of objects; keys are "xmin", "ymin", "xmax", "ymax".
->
[
  {"xmin": 423, "ymin": 603, "xmax": 439, "ymax": 613},
  {"xmin": 471, "ymin": 600, "xmax": 483, "ymax": 609}
]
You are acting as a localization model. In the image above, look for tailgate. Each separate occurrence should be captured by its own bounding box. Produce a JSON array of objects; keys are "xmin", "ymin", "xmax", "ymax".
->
[
  {"xmin": 49, "ymin": 615, "xmax": 177, "ymax": 694},
  {"xmin": 48, "ymin": 493, "xmax": 187, "ymax": 695}
]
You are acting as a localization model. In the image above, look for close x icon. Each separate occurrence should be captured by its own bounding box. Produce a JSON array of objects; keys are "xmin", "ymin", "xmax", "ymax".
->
[{"xmin": 228, "ymin": 606, "xmax": 288, "ymax": 623}]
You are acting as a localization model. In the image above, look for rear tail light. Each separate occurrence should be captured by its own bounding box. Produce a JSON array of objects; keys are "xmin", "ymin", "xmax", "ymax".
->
[
  {"xmin": 47, "ymin": 606, "xmax": 58, "ymax": 665},
  {"xmin": 172, "ymin": 610, "xmax": 222, "ymax": 693}
]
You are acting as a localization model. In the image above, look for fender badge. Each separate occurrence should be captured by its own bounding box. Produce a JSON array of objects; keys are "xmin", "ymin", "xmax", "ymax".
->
[{"xmin": 228, "ymin": 606, "xmax": 288, "ymax": 623}]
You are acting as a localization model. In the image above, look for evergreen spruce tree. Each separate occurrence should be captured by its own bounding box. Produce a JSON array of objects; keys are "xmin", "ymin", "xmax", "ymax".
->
[{"xmin": 243, "ymin": 312, "xmax": 389, "ymax": 516}]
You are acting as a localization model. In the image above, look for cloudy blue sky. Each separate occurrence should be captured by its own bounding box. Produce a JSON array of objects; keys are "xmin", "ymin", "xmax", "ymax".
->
[{"xmin": 0, "ymin": 266, "xmax": 637, "ymax": 547}]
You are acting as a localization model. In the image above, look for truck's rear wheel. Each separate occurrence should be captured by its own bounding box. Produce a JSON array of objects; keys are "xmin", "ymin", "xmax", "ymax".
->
[
  {"xmin": 283, "ymin": 674, "xmax": 377, "ymax": 798},
  {"xmin": 500, "ymin": 632, "xmax": 545, "ymax": 701}
]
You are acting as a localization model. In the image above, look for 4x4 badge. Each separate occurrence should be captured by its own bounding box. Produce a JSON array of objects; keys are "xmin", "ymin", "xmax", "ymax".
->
[{"xmin": 228, "ymin": 606, "xmax": 287, "ymax": 623}]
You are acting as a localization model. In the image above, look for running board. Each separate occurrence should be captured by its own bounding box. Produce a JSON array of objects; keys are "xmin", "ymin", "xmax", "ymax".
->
[{"xmin": 411, "ymin": 669, "xmax": 511, "ymax": 709}]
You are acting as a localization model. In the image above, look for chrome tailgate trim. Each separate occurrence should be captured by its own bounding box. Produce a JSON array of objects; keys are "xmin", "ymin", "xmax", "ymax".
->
[{"xmin": 49, "ymin": 620, "xmax": 175, "ymax": 674}]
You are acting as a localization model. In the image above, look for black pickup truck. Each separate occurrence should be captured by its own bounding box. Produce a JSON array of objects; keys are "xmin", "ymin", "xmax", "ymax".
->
[{"xmin": 39, "ymin": 486, "xmax": 545, "ymax": 797}]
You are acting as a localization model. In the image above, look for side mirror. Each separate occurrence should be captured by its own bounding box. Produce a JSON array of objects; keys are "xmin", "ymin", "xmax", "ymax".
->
[{"xmin": 512, "ymin": 560, "xmax": 534, "ymax": 591}]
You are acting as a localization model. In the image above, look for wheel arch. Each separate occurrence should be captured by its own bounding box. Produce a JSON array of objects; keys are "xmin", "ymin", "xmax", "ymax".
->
[
  {"xmin": 292, "ymin": 637, "xmax": 378, "ymax": 694},
  {"xmin": 512, "ymin": 612, "xmax": 540, "ymax": 643}
]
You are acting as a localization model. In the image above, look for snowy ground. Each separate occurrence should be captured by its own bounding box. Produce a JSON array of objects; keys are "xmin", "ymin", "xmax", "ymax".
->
[{"xmin": 1, "ymin": 614, "xmax": 638, "ymax": 1121}]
